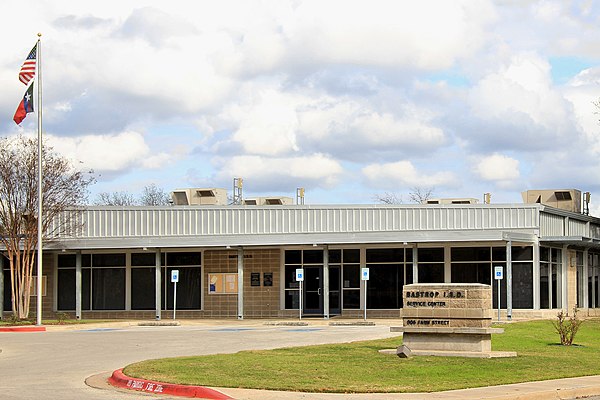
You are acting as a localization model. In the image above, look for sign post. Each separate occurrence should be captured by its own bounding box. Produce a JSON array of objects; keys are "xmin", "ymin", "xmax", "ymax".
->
[
  {"xmin": 171, "ymin": 269, "xmax": 179, "ymax": 320},
  {"xmin": 361, "ymin": 268, "xmax": 370, "ymax": 321},
  {"xmin": 494, "ymin": 266, "xmax": 503, "ymax": 321},
  {"xmin": 295, "ymin": 268, "xmax": 304, "ymax": 320}
]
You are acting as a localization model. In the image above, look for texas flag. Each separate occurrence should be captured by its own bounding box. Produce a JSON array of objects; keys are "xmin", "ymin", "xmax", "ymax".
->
[{"xmin": 13, "ymin": 82, "xmax": 34, "ymax": 125}]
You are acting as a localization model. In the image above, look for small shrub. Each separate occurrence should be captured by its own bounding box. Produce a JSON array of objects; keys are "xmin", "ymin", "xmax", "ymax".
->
[
  {"xmin": 4, "ymin": 314, "xmax": 32, "ymax": 325},
  {"xmin": 552, "ymin": 308, "xmax": 584, "ymax": 346},
  {"xmin": 55, "ymin": 312, "xmax": 70, "ymax": 324}
]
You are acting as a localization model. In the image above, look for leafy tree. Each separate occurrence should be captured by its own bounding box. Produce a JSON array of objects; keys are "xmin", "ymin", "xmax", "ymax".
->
[{"xmin": 0, "ymin": 135, "xmax": 93, "ymax": 319}]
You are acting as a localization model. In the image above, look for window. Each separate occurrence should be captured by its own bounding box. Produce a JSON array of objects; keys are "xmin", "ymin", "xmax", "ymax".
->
[
  {"xmin": 451, "ymin": 247, "xmax": 504, "ymax": 286},
  {"xmin": 90, "ymin": 254, "xmax": 126, "ymax": 310},
  {"xmin": 417, "ymin": 248, "xmax": 443, "ymax": 283},
  {"xmin": 161, "ymin": 252, "xmax": 201, "ymax": 310},
  {"xmin": 57, "ymin": 254, "xmax": 76, "ymax": 311},
  {"xmin": 366, "ymin": 248, "xmax": 413, "ymax": 309},
  {"xmin": 2, "ymin": 255, "xmax": 11, "ymax": 312},
  {"xmin": 589, "ymin": 253, "xmax": 600, "ymax": 308},
  {"xmin": 510, "ymin": 246, "xmax": 533, "ymax": 309},
  {"xmin": 57, "ymin": 253, "xmax": 126, "ymax": 311},
  {"xmin": 576, "ymin": 251, "xmax": 585, "ymax": 308},
  {"xmin": 131, "ymin": 253, "xmax": 157, "ymax": 310},
  {"xmin": 540, "ymin": 247, "xmax": 561, "ymax": 309}
]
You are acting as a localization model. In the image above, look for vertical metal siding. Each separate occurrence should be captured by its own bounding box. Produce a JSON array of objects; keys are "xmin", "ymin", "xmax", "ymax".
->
[{"xmin": 50, "ymin": 205, "xmax": 549, "ymax": 239}]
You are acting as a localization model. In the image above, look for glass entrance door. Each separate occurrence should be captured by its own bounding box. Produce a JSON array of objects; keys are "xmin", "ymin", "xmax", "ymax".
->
[{"xmin": 304, "ymin": 266, "xmax": 323, "ymax": 315}]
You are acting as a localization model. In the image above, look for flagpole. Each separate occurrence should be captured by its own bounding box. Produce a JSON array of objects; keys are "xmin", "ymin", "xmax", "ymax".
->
[{"xmin": 36, "ymin": 33, "xmax": 43, "ymax": 327}]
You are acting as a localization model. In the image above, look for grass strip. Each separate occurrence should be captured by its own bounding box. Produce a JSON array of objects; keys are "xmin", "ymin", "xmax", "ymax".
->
[{"xmin": 124, "ymin": 319, "xmax": 600, "ymax": 393}]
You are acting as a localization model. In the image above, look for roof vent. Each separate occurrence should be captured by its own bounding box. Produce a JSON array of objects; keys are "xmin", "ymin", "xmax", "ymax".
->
[{"xmin": 521, "ymin": 189, "xmax": 581, "ymax": 213}]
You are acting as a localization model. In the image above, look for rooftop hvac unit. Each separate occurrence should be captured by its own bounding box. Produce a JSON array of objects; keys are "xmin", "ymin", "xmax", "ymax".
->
[
  {"xmin": 170, "ymin": 188, "xmax": 228, "ymax": 206},
  {"xmin": 521, "ymin": 189, "xmax": 582, "ymax": 213},
  {"xmin": 425, "ymin": 198, "xmax": 479, "ymax": 205},
  {"xmin": 243, "ymin": 196, "xmax": 294, "ymax": 206}
]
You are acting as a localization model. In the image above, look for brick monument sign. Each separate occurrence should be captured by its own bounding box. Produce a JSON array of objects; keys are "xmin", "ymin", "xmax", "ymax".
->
[{"xmin": 391, "ymin": 283, "xmax": 516, "ymax": 358}]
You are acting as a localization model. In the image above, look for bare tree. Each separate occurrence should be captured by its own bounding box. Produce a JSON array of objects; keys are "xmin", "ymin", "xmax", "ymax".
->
[
  {"xmin": 0, "ymin": 136, "xmax": 93, "ymax": 319},
  {"xmin": 140, "ymin": 183, "xmax": 170, "ymax": 206},
  {"xmin": 94, "ymin": 191, "xmax": 137, "ymax": 206},
  {"xmin": 408, "ymin": 187, "xmax": 435, "ymax": 204},
  {"xmin": 373, "ymin": 192, "xmax": 403, "ymax": 204},
  {"xmin": 94, "ymin": 184, "xmax": 170, "ymax": 206}
]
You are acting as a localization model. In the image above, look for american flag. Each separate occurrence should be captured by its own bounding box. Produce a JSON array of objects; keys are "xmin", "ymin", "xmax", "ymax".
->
[{"xmin": 18, "ymin": 43, "xmax": 37, "ymax": 85}]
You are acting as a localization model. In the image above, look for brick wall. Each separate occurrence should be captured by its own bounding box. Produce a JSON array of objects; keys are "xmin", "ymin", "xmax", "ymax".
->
[
  {"xmin": 203, "ymin": 250, "xmax": 239, "ymax": 317},
  {"xmin": 242, "ymin": 249, "xmax": 281, "ymax": 318}
]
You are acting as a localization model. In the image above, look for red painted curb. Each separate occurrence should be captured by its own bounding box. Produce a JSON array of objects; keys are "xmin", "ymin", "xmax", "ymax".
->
[
  {"xmin": 0, "ymin": 326, "xmax": 46, "ymax": 332},
  {"xmin": 108, "ymin": 369, "xmax": 233, "ymax": 399}
]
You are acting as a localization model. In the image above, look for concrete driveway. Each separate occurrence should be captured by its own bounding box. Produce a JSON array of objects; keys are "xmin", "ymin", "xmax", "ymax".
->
[
  {"xmin": 2, "ymin": 320, "xmax": 600, "ymax": 400},
  {"xmin": 0, "ymin": 320, "xmax": 398, "ymax": 400}
]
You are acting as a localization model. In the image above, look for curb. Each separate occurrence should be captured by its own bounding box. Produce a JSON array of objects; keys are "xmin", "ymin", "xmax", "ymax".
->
[
  {"xmin": 108, "ymin": 369, "xmax": 233, "ymax": 399},
  {"xmin": 0, "ymin": 326, "xmax": 46, "ymax": 332}
]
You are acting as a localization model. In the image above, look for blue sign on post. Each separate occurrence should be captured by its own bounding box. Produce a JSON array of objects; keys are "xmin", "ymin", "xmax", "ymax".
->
[
  {"xmin": 494, "ymin": 266, "xmax": 503, "ymax": 322},
  {"xmin": 361, "ymin": 268, "xmax": 369, "ymax": 281},
  {"xmin": 494, "ymin": 266, "xmax": 503, "ymax": 280}
]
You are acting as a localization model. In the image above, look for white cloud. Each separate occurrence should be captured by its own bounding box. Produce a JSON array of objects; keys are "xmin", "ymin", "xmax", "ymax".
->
[
  {"xmin": 226, "ymin": 89, "xmax": 300, "ymax": 156},
  {"xmin": 468, "ymin": 53, "xmax": 571, "ymax": 131},
  {"xmin": 47, "ymin": 131, "xmax": 171, "ymax": 173},
  {"xmin": 282, "ymin": 0, "xmax": 495, "ymax": 70},
  {"xmin": 474, "ymin": 154, "xmax": 520, "ymax": 182},
  {"xmin": 214, "ymin": 154, "xmax": 343, "ymax": 190},
  {"xmin": 362, "ymin": 160, "xmax": 458, "ymax": 189},
  {"xmin": 2, "ymin": 1, "xmax": 600, "ymax": 205},
  {"xmin": 563, "ymin": 67, "xmax": 600, "ymax": 154}
]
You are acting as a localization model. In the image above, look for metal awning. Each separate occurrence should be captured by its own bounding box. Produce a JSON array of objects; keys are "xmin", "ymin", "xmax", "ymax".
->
[{"xmin": 540, "ymin": 236, "xmax": 600, "ymax": 249}]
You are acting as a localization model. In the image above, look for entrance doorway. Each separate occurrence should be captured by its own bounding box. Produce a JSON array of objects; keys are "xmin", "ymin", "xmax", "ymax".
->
[
  {"xmin": 303, "ymin": 266, "xmax": 323, "ymax": 315},
  {"xmin": 302, "ymin": 266, "xmax": 341, "ymax": 316}
]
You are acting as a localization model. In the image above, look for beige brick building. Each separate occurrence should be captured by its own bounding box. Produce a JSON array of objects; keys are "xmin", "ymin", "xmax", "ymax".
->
[{"xmin": 2, "ymin": 193, "xmax": 599, "ymax": 320}]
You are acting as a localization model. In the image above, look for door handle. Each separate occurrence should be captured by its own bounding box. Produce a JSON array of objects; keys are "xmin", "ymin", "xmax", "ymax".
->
[{"xmin": 318, "ymin": 288, "xmax": 321, "ymax": 296}]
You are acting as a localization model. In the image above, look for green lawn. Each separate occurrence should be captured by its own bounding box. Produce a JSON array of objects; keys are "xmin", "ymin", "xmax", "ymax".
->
[{"xmin": 123, "ymin": 319, "xmax": 600, "ymax": 393}]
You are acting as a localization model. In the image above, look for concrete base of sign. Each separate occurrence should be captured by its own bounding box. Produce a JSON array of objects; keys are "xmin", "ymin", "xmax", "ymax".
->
[{"xmin": 391, "ymin": 327, "xmax": 516, "ymax": 358}]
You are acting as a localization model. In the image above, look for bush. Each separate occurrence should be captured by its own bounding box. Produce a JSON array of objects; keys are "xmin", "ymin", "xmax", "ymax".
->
[
  {"xmin": 55, "ymin": 312, "xmax": 70, "ymax": 324},
  {"xmin": 552, "ymin": 308, "xmax": 584, "ymax": 346}
]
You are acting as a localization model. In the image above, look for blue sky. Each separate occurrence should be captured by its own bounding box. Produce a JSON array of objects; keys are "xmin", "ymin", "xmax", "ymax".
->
[{"xmin": 1, "ymin": 1, "xmax": 600, "ymax": 213}]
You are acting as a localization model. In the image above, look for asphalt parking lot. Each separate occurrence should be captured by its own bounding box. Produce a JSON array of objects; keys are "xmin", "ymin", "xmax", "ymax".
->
[{"xmin": 0, "ymin": 320, "xmax": 398, "ymax": 400}]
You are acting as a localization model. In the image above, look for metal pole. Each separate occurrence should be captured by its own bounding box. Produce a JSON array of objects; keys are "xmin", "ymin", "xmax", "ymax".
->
[
  {"xmin": 497, "ymin": 279, "xmax": 501, "ymax": 322},
  {"xmin": 323, "ymin": 246, "xmax": 329, "ymax": 319},
  {"xmin": 36, "ymin": 33, "xmax": 43, "ymax": 327},
  {"xmin": 75, "ymin": 251, "xmax": 81, "ymax": 320},
  {"xmin": 506, "ymin": 240, "xmax": 512, "ymax": 321},
  {"xmin": 364, "ymin": 280, "xmax": 367, "ymax": 321},
  {"xmin": 155, "ymin": 249, "xmax": 161, "ymax": 320},
  {"xmin": 237, "ymin": 247, "xmax": 244, "ymax": 319},
  {"xmin": 173, "ymin": 280, "xmax": 177, "ymax": 320},
  {"xmin": 299, "ymin": 280, "xmax": 303, "ymax": 320}
]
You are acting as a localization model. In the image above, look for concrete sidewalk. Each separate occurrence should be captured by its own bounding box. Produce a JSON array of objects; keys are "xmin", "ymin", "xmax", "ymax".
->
[{"xmin": 216, "ymin": 375, "xmax": 600, "ymax": 400}]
